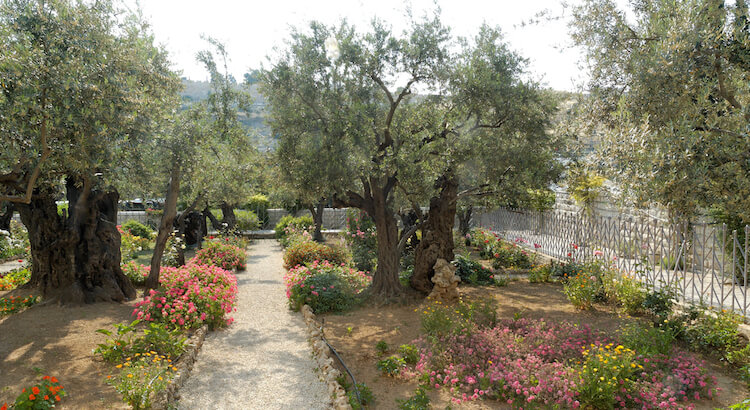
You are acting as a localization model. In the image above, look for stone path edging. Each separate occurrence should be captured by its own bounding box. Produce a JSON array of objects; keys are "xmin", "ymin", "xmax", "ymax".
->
[
  {"xmin": 301, "ymin": 304, "xmax": 351, "ymax": 410},
  {"xmin": 151, "ymin": 325, "xmax": 208, "ymax": 409}
]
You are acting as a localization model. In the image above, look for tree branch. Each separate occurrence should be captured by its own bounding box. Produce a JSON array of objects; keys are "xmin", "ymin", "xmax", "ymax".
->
[
  {"xmin": 0, "ymin": 117, "xmax": 51, "ymax": 204},
  {"xmin": 714, "ymin": 56, "xmax": 748, "ymax": 121}
]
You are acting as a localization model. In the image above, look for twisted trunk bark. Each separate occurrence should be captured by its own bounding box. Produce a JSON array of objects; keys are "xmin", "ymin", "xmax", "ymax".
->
[
  {"xmin": 411, "ymin": 173, "xmax": 458, "ymax": 294},
  {"xmin": 309, "ymin": 199, "xmax": 325, "ymax": 242},
  {"xmin": 17, "ymin": 178, "xmax": 135, "ymax": 304},
  {"xmin": 220, "ymin": 202, "xmax": 236, "ymax": 229}
]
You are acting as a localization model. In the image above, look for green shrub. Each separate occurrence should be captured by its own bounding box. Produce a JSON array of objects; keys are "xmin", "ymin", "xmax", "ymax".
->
[
  {"xmin": 376, "ymin": 356, "xmax": 406, "ymax": 376},
  {"xmin": 563, "ymin": 272, "xmax": 601, "ymax": 310},
  {"xmin": 191, "ymin": 241, "xmax": 246, "ymax": 270},
  {"xmin": 275, "ymin": 215, "xmax": 314, "ymax": 240},
  {"xmin": 727, "ymin": 344, "xmax": 750, "ymax": 367},
  {"xmin": 345, "ymin": 209, "xmax": 377, "ymax": 272},
  {"xmin": 420, "ymin": 297, "xmax": 498, "ymax": 338},
  {"xmin": 122, "ymin": 220, "xmax": 154, "ymax": 239},
  {"xmin": 619, "ymin": 322, "xmax": 676, "ymax": 356},
  {"xmin": 528, "ymin": 264, "xmax": 553, "ymax": 283},
  {"xmin": 0, "ymin": 220, "xmax": 29, "ymax": 261},
  {"xmin": 453, "ymin": 255, "xmax": 495, "ymax": 285},
  {"xmin": 283, "ymin": 240, "xmax": 349, "ymax": 269},
  {"xmin": 287, "ymin": 271, "xmax": 355, "ymax": 313},
  {"xmin": 396, "ymin": 387, "xmax": 430, "ymax": 410},
  {"xmin": 490, "ymin": 240, "xmax": 532, "ymax": 269},
  {"xmin": 336, "ymin": 376, "xmax": 374, "ymax": 410},
  {"xmin": 235, "ymin": 209, "xmax": 260, "ymax": 231},
  {"xmin": 245, "ymin": 194, "xmax": 270, "ymax": 225},
  {"xmin": 375, "ymin": 340, "xmax": 389, "ymax": 356},
  {"xmin": 602, "ymin": 271, "xmax": 647, "ymax": 315},
  {"xmin": 122, "ymin": 261, "xmax": 149, "ymax": 286},
  {"xmin": 398, "ymin": 344, "xmax": 419, "ymax": 364},
  {"xmin": 682, "ymin": 306, "xmax": 743, "ymax": 354},
  {"xmin": 642, "ymin": 288, "xmax": 676, "ymax": 322},
  {"xmin": 94, "ymin": 320, "xmax": 186, "ymax": 363}
]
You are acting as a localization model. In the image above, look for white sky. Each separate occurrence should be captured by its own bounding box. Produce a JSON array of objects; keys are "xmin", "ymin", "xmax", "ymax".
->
[{"xmin": 127, "ymin": 0, "xmax": 587, "ymax": 91}]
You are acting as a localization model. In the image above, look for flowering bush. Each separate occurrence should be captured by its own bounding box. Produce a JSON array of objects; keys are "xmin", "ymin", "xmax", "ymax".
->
[
  {"xmin": 3, "ymin": 376, "xmax": 66, "ymax": 410},
  {"xmin": 132, "ymin": 264, "xmax": 237, "ymax": 329},
  {"xmin": 282, "ymin": 240, "xmax": 349, "ymax": 270},
  {"xmin": 345, "ymin": 209, "xmax": 377, "ymax": 272},
  {"xmin": 466, "ymin": 228, "xmax": 533, "ymax": 269},
  {"xmin": 284, "ymin": 260, "xmax": 371, "ymax": 313},
  {"xmin": 190, "ymin": 241, "xmax": 246, "ymax": 271},
  {"xmin": 107, "ymin": 356, "xmax": 176, "ymax": 410},
  {"xmin": 0, "ymin": 295, "xmax": 38, "ymax": 316},
  {"xmin": 0, "ymin": 267, "xmax": 30, "ymax": 291},
  {"xmin": 235, "ymin": 209, "xmax": 260, "ymax": 231},
  {"xmin": 453, "ymin": 255, "xmax": 499, "ymax": 286},
  {"xmin": 205, "ymin": 234, "xmax": 249, "ymax": 249},
  {"xmin": 122, "ymin": 220, "xmax": 154, "ymax": 239},
  {"xmin": 118, "ymin": 225, "xmax": 151, "ymax": 261},
  {"xmin": 122, "ymin": 261, "xmax": 149, "ymax": 286},
  {"xmin": 0, "ymin": 221, "xmax": 29, "ymax": 262},
  {"xmin": 563, "ymin": 272, "xmax": 602, "ymax": 310},
  {"xmin": 275, "ymin": 215, "xmax": 314, "ymax": 242},
  {"xmin": 412, "ymin": 314, "xmax": 719, "ymax": 409},
  {"xmin": 94, "ymin": 319, "xmax": 186, "ymax": 364}
]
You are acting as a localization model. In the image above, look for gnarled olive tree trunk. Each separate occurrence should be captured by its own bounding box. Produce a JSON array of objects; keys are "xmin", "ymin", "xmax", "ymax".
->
[
  {"xmin": 411, "ymin": 174, "xmax": 458, "ymax": 294},
  {"xmin": 0, "ymin": 202, "xmax": 14, "ymax": 231},
  {"xmin": 220, "ymin": 201, "xmax": 236, "ymax": 229},
  {"xmin": 17, "ymin": 179, "xmax": 135, "ymax": 304}
]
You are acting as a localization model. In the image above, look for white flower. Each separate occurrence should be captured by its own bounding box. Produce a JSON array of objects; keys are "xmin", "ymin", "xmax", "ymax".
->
[
  {"xmin": 325, "ymin": 36, "xmax": 340, "ymax": 61},
  {"xmin": 0, "ymin": 230, "xmax": 9, "ymax": 236}
]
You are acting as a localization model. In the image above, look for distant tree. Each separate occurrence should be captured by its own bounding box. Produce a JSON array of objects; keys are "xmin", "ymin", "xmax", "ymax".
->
[
  {"xmin": 0, "ymin": 0, "xmax": 181, "ymax": 303},
  {"xmin": 571, "ymin": 0, "xmax": 750, "ymax": 224}
]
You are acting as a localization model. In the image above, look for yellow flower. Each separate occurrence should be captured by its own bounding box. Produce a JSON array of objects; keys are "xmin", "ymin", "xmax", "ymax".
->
[
  {"xmin": 116, "ymin": 364, "xmax": 123, "ymax": 368},
  {"xmin": 127, "ymin": 374, "xmax": 133, "ymax": 378}
]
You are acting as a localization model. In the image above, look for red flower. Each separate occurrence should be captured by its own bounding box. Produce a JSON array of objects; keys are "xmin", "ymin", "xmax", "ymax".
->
[
  {"xmin": 17, "ymin": 259, "xmax": 23, "ymax": 263},
  {"xmin": 44, "ymin": 395, "xmax": 49, "ymax": 400},
  {"xmin": 567, "ymin": 253, "xmax": 572, "ymax": 257},
  {"xmin": 29, "ymin": 394, "xmax": 36, "ymax": 401},
  {"xmin": 50, "ymin": 377, "xmax": 58, "ymax": 383},
  {"xmin": 1, "ymin": 403, "xmax": 7, "ymax": 410},
  {"xmin": 32, "ymin": 386, "xmax": 40, "ymax": 395}
]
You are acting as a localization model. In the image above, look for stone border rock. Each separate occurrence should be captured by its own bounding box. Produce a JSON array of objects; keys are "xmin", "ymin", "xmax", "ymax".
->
[
  {"xmin": 150, "ymin": 324, "xmax": 209, "ymax": 410},
  {"xmin": 301, "ymin": 304, "xmax": 352, "ymax": 410}
]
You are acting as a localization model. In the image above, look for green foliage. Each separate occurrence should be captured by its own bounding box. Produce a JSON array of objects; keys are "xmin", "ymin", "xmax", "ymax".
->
[
  {"xmin": 727, "ymin": 344, "xmax": 750, "ymax": 367},
  {"xmin": 420, "ymin": 297, "xmax": 498, "ymax": 338},
  {"xmin": 122, "ymin": 221, "xmax": 154, "ymax": 240},
  {"xmin": 375, "ymin": 340, "xmax": 389, "ymax": 356},
  {"xmin": 396, "ymin": 387, "xmax": 430, "ymax": 410},
  {"xmin": 283, "ymin": 240, "xmax": 349, "ymax": 270},
  {"xmin": 108, "ymin": 359, "xmax": 175, "ymax": 410},
  {"xmin": 11, "ymin": 375, "xmax": 66, "ymax": 409},
  {"xmin": 121, "ymin": 261, "xmax": 149, "ymax": 286},
  {"xmin": 567, "ymin": 165, "xmax": 605, "ymax": 215},
  {"xmin": 244, "ymin": 194, "xmax": 270, "ymax": 225},
  {"xmin": 642, "ymin": 288, "xmax": 676, "ymax": 322},
  {"xmin": 602, "ymin": 271, "xmax": 647, "ymax": 315},
  {"xmin": 234, "ymin": 209, "xmax": 260, "ymax": 232},
  {"xmin": 345, "ymin": 209, "xmax": 377, "ymax": 272},
  {"xmin": 577, "ymin": 344, "xmax": 638, "ymax": 409},
  {"xmin": 0, "ymin": 295, "xmax": 37, "ymax": 316},
  {"xmin": 681, "ymin": 306, "xmax": 743, "ymax": 355},
  {"xmin": 275, "ymin": 215, "xmax": 314, "ymax": 241},
  {"xmin": 376, "ymin": 356, "xmax": 406, "ymax": 376},
  {"xmin": 452, "ymin": 255, "xmax": 495, "ymax": 286},
  {"xmin": 94, "ymin": 320, "xmax": 186, "ymax": 364},
  {"xmin": 287, "ymin": 271, "xmax": 355, "ymax": 314},
  {"xmin": 191, "ymin": 241, "xmax": 246, "ymax": 271},
  {"xmin": 0, "ymin": 267, "xmax": 31, "ymax": 291},
  {"xmin": 336, "ymin": 376, "xmax": 374, "ymax": 410},
  {"xmin": 528, "ymin": 264, "xmax": 553, "ymax": 283},
  {"xmin": 728, "ymin": 398, "xmax": 750, "ymax": 410},
  {"xmin": 398, "ymin": 344, "xmax": 419, "ymax": 365},
  {"xmin": 119, "ymin": 225, "xmax": 152, "ymax": 262},
  {"xmin": 619, "ymin": 322, "xmax": 676, "ymax": 356},
  {"xmin": 0, "ymin": 221, "xmax": 29, "ymax": 262},
  {"xmin": 571, "ymin": 0, "xmax": 750, "ymax": 221}
]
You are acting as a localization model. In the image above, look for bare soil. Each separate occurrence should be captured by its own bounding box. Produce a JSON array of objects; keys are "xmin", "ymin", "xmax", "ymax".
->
[
  {"xmin": 321, "ymin": 280, "xmax": 749, "ymax": 410},
  {"xmin": 0, "ymin": 287, "xmax": 134, "ymax": 409}
]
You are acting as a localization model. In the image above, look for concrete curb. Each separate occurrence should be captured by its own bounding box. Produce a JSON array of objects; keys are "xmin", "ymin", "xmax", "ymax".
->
[
  {"xmin": 151, "ymin": 325, "xmax": 209, "ymax": 409},
  {"xmin": 301, "ymin": 304, "xmax": 352, "ymax": 410}
]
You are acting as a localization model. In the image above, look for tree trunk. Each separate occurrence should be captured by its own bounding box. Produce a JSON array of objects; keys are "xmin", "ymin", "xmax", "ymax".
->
[
  {"xmin": 370, "ymin": 182, "xmax": 403, "ymax": 297},
  {"xmin": 220, "ymin": 201, "xmax": 236, "ymax": 230},
  {"xmin": 147, "ymin": 166, "xmax": 181, "ymax": 291},
  {"xmin": 204, "ymin": 207, "xmax": 221, "ymax": 230},
  {"xmin": 309, "ymin": 199, "xmax": 325, "ymax": 242},
  {"xmin": 0, "ymin": 202, "xmax": 14, "ymax": 231},
  {"xmin": 17, "ymin": 181, "xmax": 136, "ymax": 304},
  {"xmin": 411, "ymin": 174, "xmax": 458, "ymax": 294},
  {"xmin": 457, "ymin": 205, "xmax": 473, "ymax": 236}
]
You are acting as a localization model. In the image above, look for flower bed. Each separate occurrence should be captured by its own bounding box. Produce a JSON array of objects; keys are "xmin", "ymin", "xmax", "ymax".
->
[
  {"xmin": 0, "ymin": 267, "xmax": 30, "ymax": 291},
  {"xmin": 466, "ymin": 228, "xmax": 535, "ymax": 270},
  {"xmin": 0, "ymin": 295, "xmax": 38, "ymax": 316},
  {"xmin": 121, "ymin": 261, "xmax": 149, "ymax": 286},
  {"xmin": 284, "ymin": 260, "xmax": 371, "ymax": 313},
  {"xmin": 412, "ymin": 299, "xmax": 719, "ymax": 409},
  {"xmin": 190, "ymin": 241, "xmax": 246, "ymax": 271},
  {"xmin": 132, "ymin": 264, "xmax": 237, "ymax": 329},
  {"xmin": 282, "ymin": 240, "xmax": 349, "ymax": 270}
]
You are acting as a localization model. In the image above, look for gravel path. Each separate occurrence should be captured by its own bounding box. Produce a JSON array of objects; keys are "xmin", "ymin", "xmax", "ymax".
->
[{"xmin": 178, "ymin": 239, "xmax": 330, "ymax": 409}]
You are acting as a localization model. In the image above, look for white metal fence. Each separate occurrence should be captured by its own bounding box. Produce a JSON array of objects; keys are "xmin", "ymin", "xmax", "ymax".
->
[{"xmin": 475, "ymin": 208, "xmax": 750, "ymax": 316}]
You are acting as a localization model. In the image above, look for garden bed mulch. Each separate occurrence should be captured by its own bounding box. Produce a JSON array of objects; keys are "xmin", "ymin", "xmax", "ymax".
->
[
  {"xmin": 320, "ymin": 281, "xmax": 749, "ymax": 409},
  {"xmin": 0, "ymin": 287, "xmax": 134, "ymax": 409}
]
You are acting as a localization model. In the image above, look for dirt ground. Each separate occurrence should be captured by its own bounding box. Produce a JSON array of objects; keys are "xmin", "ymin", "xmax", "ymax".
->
[
  {"xmin": 321, "ymin": 280, "xmax": 750, "ymax": 410},
  {"xmin": 0, "ymin": 287, "xmax": 134, "ymax": 409}
]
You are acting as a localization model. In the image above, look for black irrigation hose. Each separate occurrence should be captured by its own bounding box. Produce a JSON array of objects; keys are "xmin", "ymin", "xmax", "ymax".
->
[{"xmin": 321, "ymin": 332, "xmax": 362, "ymax": 406}]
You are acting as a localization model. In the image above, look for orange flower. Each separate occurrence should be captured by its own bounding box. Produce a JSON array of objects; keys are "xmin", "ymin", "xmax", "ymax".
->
[
  {"xmin": 44, "ymin": 395, "xmax": 49, "ymax": 400},
  {"xmin": 21, "ymin": 388, "xmax": 26, "ymax": 393},
  {"xmin": 50, "ymin": 377, "xmax": 58, "ymax": 383},
  {"xmin": 32, "ymin": 386, "xmax": 40, "ymax": 395},
  {"xmin": 43, "ymin": 376, "xmax": 50, "ymax": 381},
  {"xmin": 55, "ymin": 396, "xmax": 61, "ymax": 402},
  {"xmin": 29, "ymin": 394, "xmax": 36, "ymax": 401}
]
